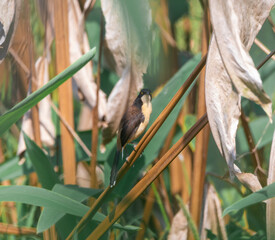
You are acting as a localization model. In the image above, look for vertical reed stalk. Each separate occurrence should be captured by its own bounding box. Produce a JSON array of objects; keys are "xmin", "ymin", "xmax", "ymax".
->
[
  {"xmin": 136, "ymin": 187, "xmax": 155, "ymax": 240},
  {"xmin": 90, "ymin": 12, "xmax": 104, "ymax": 191},
  {"xmin": 188, "ymin": 5, "xmax": 210, "ymax": 239},
  {"xmin": 54, "ymin": 0, "xmax": 76, "ymax": 184}
]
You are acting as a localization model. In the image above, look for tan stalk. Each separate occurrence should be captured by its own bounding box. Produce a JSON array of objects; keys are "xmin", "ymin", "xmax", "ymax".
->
[
  {"xmin": 176, "ymin": 102, "xmax": 193, "ymax": 203},
  {"xmin": 0, "ymin": 223, "xmax": 36, "ymax": 235},
  {"xmin": 188, "ymin": 5, "xmax": 210, "ymax": 239},
  {"xmin": 152, "ymin": 215, "xmax": 163, "ymax": 236},
  {"xmin": 254, "ymin": 38, "xmax": 275, "ymax": 61},
  {"xmin": 90, "ymin": 12, "xmax": 104, "ymax": 191},
  {"xmin": 50, "ymin": 226, "xmax": 57, "ymax": 239},
  {"xmin": 54, "ymin": 0, "xmax": 76, "ymax": 184},
  {"xmin": 136, "ymin": 120, "xmax": 177, "ymax": 239},
  {"xmin": 157, "ymin": 120, "xmax": 178, "ymax": 222},
  {"xmin": 136, "ymin": 187, "xmax": 155, "ymax": 240},
  {"xmin": 170, "ymin": 114, "xmax": 185, "ymax": 196},
  {"xmin": 66, "ymin": 55, "xmax": 207, "ymax": 239},
  {"xmin": 87, "ymin": 114, "xmax": 208, "ymax": 239}
]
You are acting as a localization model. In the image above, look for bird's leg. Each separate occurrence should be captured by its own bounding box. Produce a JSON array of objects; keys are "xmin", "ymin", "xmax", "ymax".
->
[
  {"xmin": 125, "ymin": 142, "xmax": 144, "ymax": 163},
  {"xmin": 128, "ymin": 142, "xmax": 138, "ymax": 153},
  {"xmin": 122, "ymin": 147, "xmax": 130, "ymax": 164},
  {"xmin": 130, "ymin": 142, "xmax": 144, "ymax": 157}
]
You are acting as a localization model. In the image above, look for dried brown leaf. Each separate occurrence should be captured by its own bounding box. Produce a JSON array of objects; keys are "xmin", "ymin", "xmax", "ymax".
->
[
  {"xmin": 168, "ymin": 208, "xmax": 188, "ymax": 240},
  {"xmin": 205, "ymin": 37, "xmax": 242, "ymax": 177},
  {"xmin": 210, "ymin": 0, "xmax": 273, "ymax": 119},
  {"xmin": 36, "ymin": 57, "xmax": 55, "ymax": 147},
  {"xmin": 0, "ymin": 0, "xmax": 19, "ymax": 63},
  {"xmin": 201, "ymin": 185, "xmax": 228, "ymax": 240},
  {"xmin": 206, "ymin": 0, "xmax": 274, "ymax": 177},
  {"xmin": 101, "ymin": 0, "xmax": 151, "ymax": 146},
  {"xmin": 235, "ymin": 172, "xmax": 262, "ymax": 192},
  {"xmin": 68, "ymin": 0, "xmax": 106, "ymax": 122}
]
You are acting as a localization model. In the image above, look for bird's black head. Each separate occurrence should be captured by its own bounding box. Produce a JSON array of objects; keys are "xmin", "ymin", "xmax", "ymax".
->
[{"xmin": 138, "ymin": 89, "xmax": 152, "ymax": 101}]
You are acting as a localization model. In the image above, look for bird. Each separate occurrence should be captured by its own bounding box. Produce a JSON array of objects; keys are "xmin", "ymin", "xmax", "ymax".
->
[{"xmin": 110, "ymin": 89, "xmax": 152, "ymax": 188}]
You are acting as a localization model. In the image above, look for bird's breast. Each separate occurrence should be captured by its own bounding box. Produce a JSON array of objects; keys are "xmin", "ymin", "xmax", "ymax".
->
[{"xmin": 133, "ymin": 102, "xmax": 152, "ymax": 139}]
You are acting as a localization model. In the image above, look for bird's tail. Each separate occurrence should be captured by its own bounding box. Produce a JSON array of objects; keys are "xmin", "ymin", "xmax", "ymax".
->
[{"xmin": 110, "ymin": 149, "xmax": 121, "ymax": 188}]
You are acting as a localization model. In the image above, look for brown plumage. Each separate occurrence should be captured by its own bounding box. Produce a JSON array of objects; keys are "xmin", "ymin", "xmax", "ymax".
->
[{"xmin": 110, "ymin": 89, "xmax": 152, "ymax": 187}]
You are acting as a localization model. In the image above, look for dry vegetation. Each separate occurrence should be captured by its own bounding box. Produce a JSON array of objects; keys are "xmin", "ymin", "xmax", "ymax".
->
[{"xmin": 0, "ymin": 0, "xmax": 274, "ymax": 239}]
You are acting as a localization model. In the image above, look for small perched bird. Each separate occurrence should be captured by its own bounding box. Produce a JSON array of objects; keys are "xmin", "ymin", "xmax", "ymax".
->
[{"xmin": 110, "ymin": 89, "xmax": 152, "ymax": 187}]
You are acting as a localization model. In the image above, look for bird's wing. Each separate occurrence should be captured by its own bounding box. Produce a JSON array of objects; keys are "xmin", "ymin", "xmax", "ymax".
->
[{"xmin": 119, "ymin": 106, "xmax": 145, "ymax": 147}]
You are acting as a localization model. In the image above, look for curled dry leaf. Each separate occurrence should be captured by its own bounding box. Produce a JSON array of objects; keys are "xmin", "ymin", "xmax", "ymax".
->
[
  {"xmin": 101, "ymin": 0, "xmax": 151, "ymax": 147},
  {"xmin": 201, "ymin": 185, "xmax": 228, "ymax": 240},
  {"xmin": 210, "ymin": 0, "xmax": 273, "ymax": 119},
  {"xmin": 235, "ymin": 172, "xmax": 262, "ymax": 193},
  {"xmin": 68, "ymin": 0, "xmax": 106, "ymax": 123},
  {"xmin": 205, "ymin": 0, "xmax": 274, "ymax": 177},
  {"xmin": 168, "ymin": 204, "xmax": 188, "ymax": 240},
  {"xmin": 0, "ymin": 0, "xmax": 19, "ymax": 63},
  {"xmin": 267, "ymin": 131, "xmax": 275, "ymax": 240}
]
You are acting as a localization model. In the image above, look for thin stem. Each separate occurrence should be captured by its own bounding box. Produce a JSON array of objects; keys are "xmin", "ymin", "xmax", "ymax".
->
[{"xmin": 176, "ymin": 195, "xmax": 200, "ymax": 240}]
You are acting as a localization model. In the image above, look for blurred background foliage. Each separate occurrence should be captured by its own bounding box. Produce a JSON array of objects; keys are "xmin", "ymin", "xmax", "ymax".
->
[{"xmin": 0, "ymin": 0, "xmax": 274, "ymax": 239}]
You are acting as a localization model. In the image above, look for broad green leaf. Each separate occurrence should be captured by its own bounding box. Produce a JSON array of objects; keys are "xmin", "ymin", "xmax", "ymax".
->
[
  {"xmin": 0, "ymin": 47, "xmax": 96, "ymax": 136},
  {"xmin": 223, "ymin": 182, "xmax": 275, "ymax": 216},
  {"xmin": 37, "ymin": 184, "xmax": 137, "ymax": 234},
  {"xmin": 0, "ymin": 185, "xmax": 89, "ymax": 216},
  {"xmin": 37, "ymin": 184, "xmax": 102, "ymax": 233},
  {"xmin": 0, "ymin": 156, "xmax": 33, "ymax": 181},
  {"xmin": 23, "ymin": 132, "xmax": 60, "ymax": 190}
]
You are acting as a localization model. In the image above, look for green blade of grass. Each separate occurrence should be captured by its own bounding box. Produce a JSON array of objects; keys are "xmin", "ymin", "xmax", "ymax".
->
[
  {"xmin": 0, "ymin": 185, "xmax": 89, "ymax": 216},
  {"xmin": 23, "ymin": 132, "xmax": 60, "ymax": 190},
  {"xmin": 0, "ymin": 185, "xmax": 137, "ymax": 233},
  {"xmin": 0, "ymin": 47, "xmax": 96, "ymax": 136},
  {"xmin": 223, "ymin": 182, "xmax": 275, "ymax": 216},
  {"xmin": 176, "ymin": 194, "xmax": 200, "ymax": 240}
]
